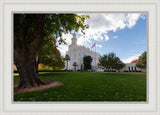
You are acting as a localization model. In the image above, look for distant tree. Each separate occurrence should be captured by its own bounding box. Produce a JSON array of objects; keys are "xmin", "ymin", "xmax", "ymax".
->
[
  {"xmin": 136, "ymin": 51, "xmax": 146, "ymax": 68},
  {"xmin": 99, "ymin": 52, "xmax": 116, "ymax": 71},
  {"xmin": 99, "ymin": 52, "xmax": 124, "ymax": 72},
  {"xmin": 73, "ymin": 62, "xmax": 78, "ymax": 71},
  {"xmin": 36, "ymin": 36, "xmax": 65, "ymax": 71},
  {"xmin": 65, "ymin": 54, "xmax": 70, "ymax": 72},
  {"xmin": 38, "ymin": 63, "xmax": 53, "ymax": 70},
  {"xmin": 83, "ymin": 56, "xmax": 93, "ymax": 71},
  {"xmin": 107, "ymin": 52, "xmax": 117, "ymax": 70},
  {"xmin": 113, "ymin": 57, "xmax": 125, "ymax": 72},
  {"xmin": 98, "ymin": 55, "xmax": 109, "ymax": 70}
]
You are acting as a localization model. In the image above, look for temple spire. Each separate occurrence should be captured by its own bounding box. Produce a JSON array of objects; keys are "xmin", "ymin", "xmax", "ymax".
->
[
  {"xmin": 71, "ymin": 32, "xmax": 77, "ymax": 45},
  {"xmin": 72, "ymin": 32, "xmax": 76, "ymax": 38}
]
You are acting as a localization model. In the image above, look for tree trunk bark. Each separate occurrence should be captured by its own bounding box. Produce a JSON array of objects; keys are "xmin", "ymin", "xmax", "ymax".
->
[
  {"xmin": 35, "ymin": 57, "xmax": 39, "ymax": 74},
  {"xmin": 66, "ymin": 61, "xmax": 68, "ymax": 72},
  {"xmin": 14, "ymin": 14, "xmax": 46, "ymax": 89},
  {"xmin": 16, "ymin": 58, "xmax": 47, "ymax": 89}
]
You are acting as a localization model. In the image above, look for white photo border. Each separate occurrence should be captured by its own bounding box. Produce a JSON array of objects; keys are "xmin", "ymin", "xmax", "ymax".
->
[{"xmin": 0, "ymin": 0, "xmax": 160, "ymax": 115}]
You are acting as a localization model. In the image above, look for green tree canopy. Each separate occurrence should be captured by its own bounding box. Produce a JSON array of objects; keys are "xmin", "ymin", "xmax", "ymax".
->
[
  {"xmin": 98, "ymin": 52, "xmax": 124, "ymax": 71},
  {"xmin": 113, "ymin": 57, "xmax": 125, "ymax": 71},
  {"xmin": 136, "ymin": 51, "xmax": 146, "ymax": 68},
  {"xmin": 14, "ymin": 14, "xmax": 89, "ymax": 88},
  {"xmin": 83, "ymin": 56, "xmax": 93, "ymax": 70},
  {"xmin": 98, "ymin": 55, "xmax": 109, "ymax": 69},
  {"xmin": 37, "ymin": 35, "xmax": 64, "ymax": 70}
]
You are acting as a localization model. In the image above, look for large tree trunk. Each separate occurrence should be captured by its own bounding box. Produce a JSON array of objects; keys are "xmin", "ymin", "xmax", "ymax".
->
[
  {"xmin": 16, "ymin": 58, "xmax": 46, "ymax": 88},
  {"xmin": 35, "ymin": 57, "xmax": 40, "ymax": 74},
  {"xmin": 14, "ymin": 14, "xmax": 47, "ymax": 88}
]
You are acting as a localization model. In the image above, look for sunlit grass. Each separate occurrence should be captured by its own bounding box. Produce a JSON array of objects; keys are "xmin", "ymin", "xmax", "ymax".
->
[{"xmin": 14, "ymin": 72, "xmax": 146, "ymax": 102}]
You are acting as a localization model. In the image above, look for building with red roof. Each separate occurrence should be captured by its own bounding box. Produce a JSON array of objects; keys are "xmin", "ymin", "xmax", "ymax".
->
[
  {"xmin": 131, "ymin": 59, "xmax": 138, "ymax": 63},
  {"xmin": 120, "ymin": 59, "xmax": 146, "ymax": 72}
]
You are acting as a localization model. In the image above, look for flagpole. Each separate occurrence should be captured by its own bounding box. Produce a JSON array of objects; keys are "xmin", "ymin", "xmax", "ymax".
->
[
  {"xmin": 91, "ymin": 43, "xmax": 96, "ymax": 71},
  {"xmin": 95, "ymin": 43, "xmax": 96, "ymax": 71}
]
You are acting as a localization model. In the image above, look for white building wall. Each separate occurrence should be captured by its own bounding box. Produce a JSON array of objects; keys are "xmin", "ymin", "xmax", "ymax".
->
[
  {"xmin": 120, "ymin": 63, "xmax": 146, "ymax": 72},
  {"xmin": 66, "ymin": 34, "xmax": 100, "ymax": 71}
]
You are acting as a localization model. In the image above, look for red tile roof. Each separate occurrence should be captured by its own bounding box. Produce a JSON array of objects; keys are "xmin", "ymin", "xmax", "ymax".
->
[{"xmin": 131, "ymin": 59, "xmax": 138, "ymax": 63}]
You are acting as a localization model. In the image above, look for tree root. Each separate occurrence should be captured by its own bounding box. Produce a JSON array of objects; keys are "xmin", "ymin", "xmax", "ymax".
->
[{"xmin": 18, "ymin": 78, "xmax": 48, "ymax": 89}]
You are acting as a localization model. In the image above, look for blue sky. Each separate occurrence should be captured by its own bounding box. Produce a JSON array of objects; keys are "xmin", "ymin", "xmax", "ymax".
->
[{"xmin": 57, "ymin": 13, "xmax": 147, "ymax": 63}]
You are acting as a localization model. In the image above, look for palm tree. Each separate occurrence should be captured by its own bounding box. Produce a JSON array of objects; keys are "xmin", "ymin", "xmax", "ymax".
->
[
  {"xmin": 73, "ymin": 62, "xmax": 78, "ymax": 71},
  {"xmin": 65, "ymin": 54, "xmax": 70, "ymax": 72}
]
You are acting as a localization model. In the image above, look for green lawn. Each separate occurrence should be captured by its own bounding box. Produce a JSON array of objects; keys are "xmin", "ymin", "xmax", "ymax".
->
[{"xmin": 14, "ymin": 72, "xmax": 146, "ymax": 101}]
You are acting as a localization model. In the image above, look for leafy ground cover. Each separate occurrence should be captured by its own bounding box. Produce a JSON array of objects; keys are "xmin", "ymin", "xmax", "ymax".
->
[{"xmin": 14, "ymin": 72, "xmax": 146, "ymax": 101}]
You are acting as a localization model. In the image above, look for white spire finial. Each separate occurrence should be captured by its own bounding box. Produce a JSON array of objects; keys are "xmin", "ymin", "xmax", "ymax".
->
[{"xmin": 72, "ymin": 32, "xmax": 76, "ymax": 38}]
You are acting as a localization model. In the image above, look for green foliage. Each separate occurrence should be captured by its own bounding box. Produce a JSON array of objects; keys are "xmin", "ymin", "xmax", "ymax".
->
[
  {"xmin": 83, "ymin": 56, "xmax": 93, "ymax": 70},
  {"xmin": 43, "ymin": 14, "xmax": 89, "ymax": 44},
  {"xmin": 73, "ymin": 62, "xmax": 78, "ymax": 71},
  {"xmin": 14, "ymin": 14, "xmax": 89, "ymax": 59},
  {"xmin": 98, "ymin": 55, "xmax": 109, "ymax": 69},
  {"xmin": 14, "ymin": 14, "xmax": 37, "ymax": 47},
  {"xmin": 65, "ymin": 54, "xmax": 70, "ymax": 61},
  {"xmin": 14, "ymin": 72, "xmax": 146, "ymax": 101},
  {"xmin": 37, "ymin": 35, "xmax": 65, "ymax": 69},
  {"xmin": 14, "ymin": 14, "xmax": 89, "ymax": 88},
  {"xmin": 136, "ymin": 51, "xmax": 147, "ymax": 68},
  {"xmin": 73, "ymin": 62, "xmax": 78, "ymax": 66},
  {"xmin": 113, "ymin": 57, "xmax": 125, "ymax": 71},
  {"xmin": 15, "ymin": 14, "xmax": 89, "ymax": 40},
  {"xmin": 99, "ymin": 52, "xmax": 124, "ymax": 71}
]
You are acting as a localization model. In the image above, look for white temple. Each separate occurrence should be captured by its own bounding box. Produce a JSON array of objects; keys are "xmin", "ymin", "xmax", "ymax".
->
[{"xmin": 66, "ymin": 33, "xmax": 100, "ymax": 71}]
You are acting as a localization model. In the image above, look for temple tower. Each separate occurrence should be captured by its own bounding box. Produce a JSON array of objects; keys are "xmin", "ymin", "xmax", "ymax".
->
[{"xmin": 71, "ymin": 32, "xmax": 77, "ymax": 45}]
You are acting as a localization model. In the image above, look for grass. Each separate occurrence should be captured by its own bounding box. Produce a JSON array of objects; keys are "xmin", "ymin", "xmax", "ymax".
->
[{"xmin": 14, "ymin": 72, "xmax": 146, "ymax": 102}]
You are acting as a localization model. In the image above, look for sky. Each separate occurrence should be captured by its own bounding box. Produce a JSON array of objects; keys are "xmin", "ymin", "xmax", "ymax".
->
[{"xmin": 57, "ymin": 13, "xmax": 147, "ymax": 63}]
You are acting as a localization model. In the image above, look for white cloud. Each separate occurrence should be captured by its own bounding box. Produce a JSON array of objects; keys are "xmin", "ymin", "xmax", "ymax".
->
[
  {"xmin": 112, "ymin": 36, "xmax": 118, "ymax": 39},
  {"xmin": 77, "ymin": 13, "xmax": 144, "ymax": 44},
  {"xmin": 122, "ymin": 54, "xmax": 141, "ymax": 63},
  {"xmin": 99, "ymin": 45, "xmax": 102, "ymax": 48},
  {"xmin": 125, "ymin": 14, "xmax": 141, "ymax": 28},
  {"xmin": 57, "ymin": 13, "xmax": 145, "ymax": 56},
  {"xmin": 57, "ymin": 45, "xmax": 68, "ymax": 56},
  {"xmin": 104, "ymin": 34, "xmax": 109, "ymax": 40},
  {"xmin": 56, "ymin": 33, "xmax": 72, "ymax": 56},
  {"xmin": 140, "ymin": 14, "xmax": 146, "ymax": 20},
  {"xmin": 77, "ymin": 35, "xmax": 91, "ymax": 45},
  {"xmin": 96, "ymin": 44, "xmax": 102, "ymax": 48}
]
